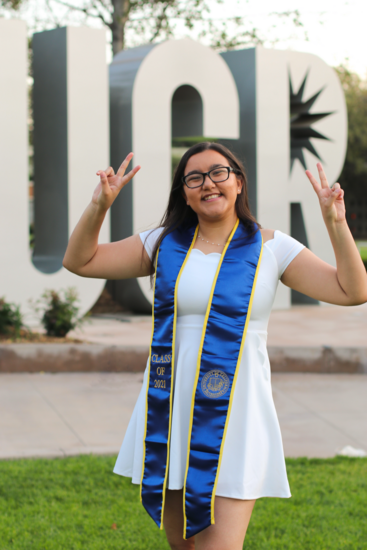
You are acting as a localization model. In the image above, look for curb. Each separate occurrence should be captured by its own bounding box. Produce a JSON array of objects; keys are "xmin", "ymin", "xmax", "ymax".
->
[
  {"xmin": 268, "ymin": 346, "xmax": 367, "ymax": 374},
  {"xmin": 0, "ymin": 344, "xmax": 149, "ymax": 373},
  {"xmin": 0, "ymin": 344, "xmax": 367, "ymax": 374}
]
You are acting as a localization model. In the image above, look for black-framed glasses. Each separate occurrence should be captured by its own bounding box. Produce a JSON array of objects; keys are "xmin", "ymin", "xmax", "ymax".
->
[{"xmin": 182, "ymin": 166, "xmax": 237, "ymax": 189}]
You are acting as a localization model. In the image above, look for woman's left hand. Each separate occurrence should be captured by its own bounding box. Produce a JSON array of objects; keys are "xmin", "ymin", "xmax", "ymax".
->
[{"xmin": 305, "ymin": 163, "xmax": 346, "ymax": 225}]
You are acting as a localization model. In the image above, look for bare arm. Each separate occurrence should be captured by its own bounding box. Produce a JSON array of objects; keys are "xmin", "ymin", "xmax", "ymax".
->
[
  {"xmin": 63, "ymin": 153, "xmax": 151, "ymax": 279},
  {"xmin": 281, "ymin": 163, "xmax": 367, "ymax": 306}
]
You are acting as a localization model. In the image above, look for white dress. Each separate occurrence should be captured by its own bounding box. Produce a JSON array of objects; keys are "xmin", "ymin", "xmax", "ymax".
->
[{"xmin": 114, "ymin": 229, "xmax": 305, "ymax": 500}]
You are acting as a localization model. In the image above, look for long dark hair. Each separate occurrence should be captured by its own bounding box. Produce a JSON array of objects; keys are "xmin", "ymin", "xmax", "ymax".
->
[{"xmin": 148, "ymin": 142, "xmax": 261, "ymax": 278}]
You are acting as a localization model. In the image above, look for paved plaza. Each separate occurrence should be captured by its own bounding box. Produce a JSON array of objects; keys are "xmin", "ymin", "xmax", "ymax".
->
[
  {"xmin": 1, "ymin": 372, "xmax": 366, "ymax": 460},
  {"xmin": 67, "ymin": 302, "xmax": 367, "ymax": 347},
  {"xmin": 1, "ymin": 303, "xmax": 366, "ymax": 461}
]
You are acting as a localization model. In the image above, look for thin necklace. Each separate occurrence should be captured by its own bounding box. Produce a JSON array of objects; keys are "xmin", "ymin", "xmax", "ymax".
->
[{"xmin": 197, "ymin": 231, "xmax": 228, "ymax": 247}]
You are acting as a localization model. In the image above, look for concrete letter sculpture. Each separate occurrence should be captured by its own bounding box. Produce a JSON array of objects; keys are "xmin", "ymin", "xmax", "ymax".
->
[
  {"xmin": 0, "ymin": 21, "xmax": 109, "ymax": 320},
  {"xmin": 110, "ymin": 43, "xmax": 347, "ymax": 310},
  {"xmin": 109, "ymin": 38, "xmax": 240, "ymax": 310},
  {"xmin": 0, "ymin": 26, "xmax": 347, "ymax": 315}
]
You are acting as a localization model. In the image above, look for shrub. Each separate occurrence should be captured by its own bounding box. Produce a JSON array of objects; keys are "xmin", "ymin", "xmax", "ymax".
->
[
  {"xmin": 0, "ymin": 298, "xmax": 24, "ymax": 339},
  {"xmin": 37, "ymin": 288, "xmax": 84, "ymax": 337}
]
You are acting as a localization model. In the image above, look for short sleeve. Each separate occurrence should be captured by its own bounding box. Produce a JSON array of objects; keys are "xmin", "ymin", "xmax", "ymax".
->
[
  {"xmin": 139, "ymin": 227, "xmax": 164, "ymax": 260},
  {"xmin": 265, "ymin": 230, "xmax": 305, "ymax": 279}
]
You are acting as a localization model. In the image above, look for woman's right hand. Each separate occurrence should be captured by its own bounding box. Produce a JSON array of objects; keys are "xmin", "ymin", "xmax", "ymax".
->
[{"xmin": 92, "ymin": 152, "xmax": 141, "ymax": 211}]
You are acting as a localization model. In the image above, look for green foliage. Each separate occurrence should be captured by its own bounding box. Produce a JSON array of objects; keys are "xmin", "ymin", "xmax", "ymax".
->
[
  {"xmin": 0, "ymin": 297, "xmax": 24, "ymax": 338},
  {"xmin": 29, "ymin": 223, "xmax": 34, "ymax": 249},
  {"xmin": 336, "ymin": 66, "xmax": 367, "ymax": 239},
  {"xmin": 172, "ymin": 136, "xmax": 218, "ymax": 148},
  {"xmin": 336, "ymin": 66, "xmax": 367, "ymax": 195},
  {"xmin": 34, "ymin": 288, "xmax": 84, "ymax": 337},
  {"xmin": 0, "ymin": 0, "xmax": 307, "ymax": 57},
  {"xmin": 358, "ymin": 243, "xmax": 367, "ymax": 262},
  {"xmin": 0, "ymin": 0, "xmax": 23, "ymax": 9},
  {"xmin": 0, "ymin": 455, "xmax": 366, "ymax": 549},
  {"xmin": 171, "ymin": 137, "xmax": 219, "ymax": 176}
]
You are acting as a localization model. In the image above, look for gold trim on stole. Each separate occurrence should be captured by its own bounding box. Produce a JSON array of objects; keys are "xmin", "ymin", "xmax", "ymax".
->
[
  {"xmin": 182, "ymin": 219, "xmax": 242, "ymax": 538},
  {"xmin": 140, "ymin": 249, "xmax": 159, "ymax": 504},
  {"xmin": 210, "ymin": 235, "xmax": 263, "ymax": 523},
  {"xmin": 140, "ymin": 226, "xmax": 199, "ymax": 529}
]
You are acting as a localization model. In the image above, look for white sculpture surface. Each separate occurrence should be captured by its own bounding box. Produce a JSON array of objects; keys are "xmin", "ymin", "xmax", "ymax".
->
[
  {"xmin": 255, "ymin": 48, "xmax": 347, "ymax": 307},
  {"xmin": 0, "ymin": 27, "xmax": 347, "ymax": 316},
  {"xmin": 0, "ymin": 21, "xmax": 109, "ymax": 321},
  {"xmin": 132, "ymin": 38, "xmax": 240, "ymax": 303}
]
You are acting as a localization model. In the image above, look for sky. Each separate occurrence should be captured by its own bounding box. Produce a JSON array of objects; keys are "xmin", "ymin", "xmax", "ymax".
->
[
  {"xmin": 2, "ymin": 0, "xmax": 367, "ymax": 77},
  {"xmin": 219, "ymin": 0, "xmax": 367, "ymax": 76}
]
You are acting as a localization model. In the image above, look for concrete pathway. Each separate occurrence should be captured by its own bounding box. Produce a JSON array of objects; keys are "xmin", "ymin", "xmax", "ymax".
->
[
  {"xmin": 1, "ymin": 372, "xmax": 366, "ymax": 460},
  {"xmin": 68, "ymin": 303, "xmax": 367, "ymax": 348}
]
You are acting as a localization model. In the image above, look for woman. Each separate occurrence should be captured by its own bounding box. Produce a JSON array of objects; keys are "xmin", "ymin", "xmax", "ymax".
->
[{"xmin": 63, "ymin": 142, "xmax": 367, "ymax": 550}]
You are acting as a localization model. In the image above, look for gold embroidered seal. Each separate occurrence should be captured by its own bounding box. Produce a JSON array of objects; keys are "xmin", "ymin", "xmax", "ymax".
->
[{"xmin": 201, "ymin": 370, "xmax": 230, "ymax": 399}]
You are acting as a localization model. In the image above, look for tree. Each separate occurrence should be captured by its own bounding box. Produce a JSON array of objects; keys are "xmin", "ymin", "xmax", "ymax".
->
[
  {"xmin": 1, "ymin": 0, "xmax": 306, "ymax": 57},
  {"xmin": 336, "ymin": 66, "xmax": 367, "ymax": 239},
  {"xmin": 0, "ymin": 0, "xmax": 22, "ymax": 7},
  {"xmin": 52, "ymin": 0, "xmax": 218, "ymax": 55}
]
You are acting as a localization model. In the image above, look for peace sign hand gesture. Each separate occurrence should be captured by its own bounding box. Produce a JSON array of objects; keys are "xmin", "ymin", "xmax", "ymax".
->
[
  {"xmin": 305, "ymin": 163, "xmax": 346, "ymax": 225},
  {"xmin": 92, "ymin": 153, "xmax": 141, "ymax": 211}
]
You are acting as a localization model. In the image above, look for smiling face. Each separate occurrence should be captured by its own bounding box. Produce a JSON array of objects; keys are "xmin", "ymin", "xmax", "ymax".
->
[{"xmin": 182, "ymin": 149, "xmax": 243, "ymax": 224}]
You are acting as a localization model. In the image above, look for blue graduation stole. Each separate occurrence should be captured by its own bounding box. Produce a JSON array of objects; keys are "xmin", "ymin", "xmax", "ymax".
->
[{"xmin": 140, "ymin": 219, "xmax": 263, "ymax": 539}]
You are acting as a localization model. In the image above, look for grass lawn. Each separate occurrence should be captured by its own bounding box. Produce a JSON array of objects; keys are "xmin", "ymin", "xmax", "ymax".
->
[{"xmin": 0, "ymin": 455, "xmax": 366, "ymax": 549}]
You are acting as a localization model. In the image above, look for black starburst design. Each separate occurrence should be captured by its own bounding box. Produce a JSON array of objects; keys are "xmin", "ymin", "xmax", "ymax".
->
[{"xmin": 290, "ymin": 70, "xmax": 334, "ymax": 171}]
